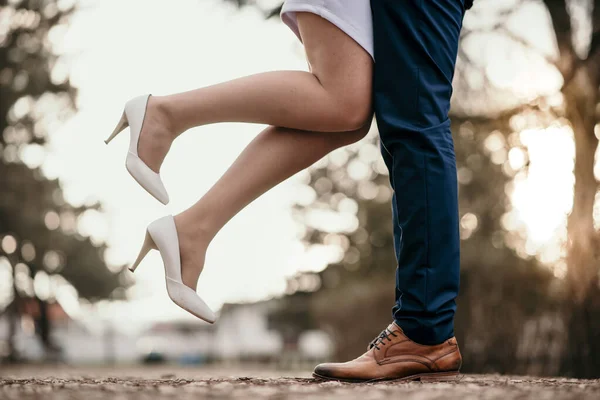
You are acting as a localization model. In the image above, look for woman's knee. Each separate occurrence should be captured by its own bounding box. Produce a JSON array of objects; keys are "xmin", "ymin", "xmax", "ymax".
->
[
  {"xmin": 325, "ymin": 58, "xmax": 373, "ymax": 131},
  {"xmin": 324, "ymin": 117, "xmax": 373, "ymax": 150},
  {"xmin": 336, "ymin": 96, "xmax": 373, "ymax": 132},
  {"xmin": 346, "ymin": 117, "xmax": 373, "ymax": 143}
]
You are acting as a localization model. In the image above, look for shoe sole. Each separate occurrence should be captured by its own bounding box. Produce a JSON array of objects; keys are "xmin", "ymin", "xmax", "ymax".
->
[{"xmin": 312, "ymin": 370, "xmax": 460, "ymax": 383}]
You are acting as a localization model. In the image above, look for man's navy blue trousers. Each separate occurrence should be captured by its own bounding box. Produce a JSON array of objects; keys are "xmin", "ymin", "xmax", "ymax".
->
[{"xmin": 371, "ymin": 0, "xmax": 465, "ymax": 345}]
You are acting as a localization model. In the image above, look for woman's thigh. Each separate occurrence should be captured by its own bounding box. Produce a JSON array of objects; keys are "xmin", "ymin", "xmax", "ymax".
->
[{"xmin": 297, "ymin": 12, "xmax": 373, "ymax": 104}]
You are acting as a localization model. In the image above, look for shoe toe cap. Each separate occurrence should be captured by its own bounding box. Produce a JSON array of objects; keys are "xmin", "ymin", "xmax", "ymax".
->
[
  {"xmin": 156, "ymin": 190, "xmax": 169, "ymax": 205},
  {"xmin": 313, "ymin": 363, "xmax": 336, "ymax": 379}
]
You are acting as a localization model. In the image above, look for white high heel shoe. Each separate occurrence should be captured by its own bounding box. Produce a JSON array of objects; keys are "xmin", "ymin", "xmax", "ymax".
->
[
  {"xmin": 130, "ymin": 215, "xmax": 216, "ymax": 324},
  {"xmin": 105, "ymin": 95, "xmax": 170, "ymax": 205}
]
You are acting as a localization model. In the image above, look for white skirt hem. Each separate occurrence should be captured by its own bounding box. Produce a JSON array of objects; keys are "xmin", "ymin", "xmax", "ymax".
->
[{"xmin": 280, "ymin": 1, "xmax": 374, "ymax": 60}]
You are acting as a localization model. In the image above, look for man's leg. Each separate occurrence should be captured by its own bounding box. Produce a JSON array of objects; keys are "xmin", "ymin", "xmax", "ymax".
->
[
  {"xmin": 311, "ymin": 0, "xmax": 466, "ymax": 382},
  {"xmin": 373, "ymin": 0, "xmax": 464, "ymax": 345}
]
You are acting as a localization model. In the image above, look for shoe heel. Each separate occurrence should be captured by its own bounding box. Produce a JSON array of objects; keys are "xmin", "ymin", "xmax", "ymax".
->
[
  {"xmin": 105, "ymin": 112, "xmax": 129, "ymax": 144},
  {"xmin": 129, "ymin": 231, "xmax": 155, "ymax": 273}
]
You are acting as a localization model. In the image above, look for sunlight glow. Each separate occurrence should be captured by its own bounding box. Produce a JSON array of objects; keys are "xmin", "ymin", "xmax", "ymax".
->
[{"xmin": 510, "ymin": 126, "xmax": 575, "ymax": 264}]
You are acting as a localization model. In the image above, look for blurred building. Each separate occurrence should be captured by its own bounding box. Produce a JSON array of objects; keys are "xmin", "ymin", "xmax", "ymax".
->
[
  {"xmin": 0, "ymin": 298, "xmax": 139, "ymax": 364},
  {"xmin": 1, "ymin": 297, "xmax": 333, "ymax": 366},
  {"xmin": 138, "ymin": 298, "xmax": 333, "ymax": 366}
]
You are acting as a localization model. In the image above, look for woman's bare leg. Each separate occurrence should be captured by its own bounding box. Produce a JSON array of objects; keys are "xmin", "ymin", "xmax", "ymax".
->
[
  {"xmin": 175, "ymin": 124, "xmax": 370, "ymax": 289},
  {"xmin": 164, "ymin": 13, "xmax": 374, "ymax": 290},
  {"xmin": 137, "ymin": 12, "xmax": 373, "ymax": 173}
]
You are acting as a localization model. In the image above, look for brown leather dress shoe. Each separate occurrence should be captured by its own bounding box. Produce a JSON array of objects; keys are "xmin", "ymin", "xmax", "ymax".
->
[{"xmin": 313, "ymin": 322, "xmax": 462, "ymax": 382}]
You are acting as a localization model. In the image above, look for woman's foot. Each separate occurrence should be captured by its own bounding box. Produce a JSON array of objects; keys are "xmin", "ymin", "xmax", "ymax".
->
[
  {"xmin": 173, "ymin": 214, "xmax": 213, "ymax": 290},
  {"xmin": 137, "ymin": 96, "xmax": 178, "ymax": 174},
  {"xmin": 131, "ymin": 215, "xmax": 216, "ymax": 323}
]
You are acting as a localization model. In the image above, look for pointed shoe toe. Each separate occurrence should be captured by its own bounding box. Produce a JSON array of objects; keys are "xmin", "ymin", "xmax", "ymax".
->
[
  {"xmin": 125, "ymin": 154, "xmax": 170, "ymax": 205},
  {"xmin": 166, "ymin": 278, "xmax": 216, "ymax": 324}
]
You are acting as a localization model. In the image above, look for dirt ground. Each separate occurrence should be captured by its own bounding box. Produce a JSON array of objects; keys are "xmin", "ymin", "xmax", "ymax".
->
[{"xmin": 1, "ymin": 365, "xmax": 599, "ymax": 400}]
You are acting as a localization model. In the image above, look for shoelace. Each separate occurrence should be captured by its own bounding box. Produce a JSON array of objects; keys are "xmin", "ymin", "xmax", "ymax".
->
[{"xmin": 368, "ymin": 328, "xmax": 398, "ymax": 351}]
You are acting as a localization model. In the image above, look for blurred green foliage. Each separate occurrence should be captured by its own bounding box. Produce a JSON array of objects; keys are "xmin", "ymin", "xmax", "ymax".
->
[{"xmin": 0, "ymin": 0, "xmax": 129, "ymax": 362}]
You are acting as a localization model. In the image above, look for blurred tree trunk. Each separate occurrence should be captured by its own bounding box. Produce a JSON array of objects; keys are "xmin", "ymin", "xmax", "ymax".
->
[
  {"xmin": 563, "ymin": 76, "xmax": 600, "ymax": 377},
  {"xmin": 7, "ymin": 267, "xmax": 18, "ymax": 363},
  {"xmin": 546, "ymin": 0, "xmax": 600, "ymax": 377},
  {"xmin": 35, "ymin": 296, "xmax": 54, "ymax": 359}
]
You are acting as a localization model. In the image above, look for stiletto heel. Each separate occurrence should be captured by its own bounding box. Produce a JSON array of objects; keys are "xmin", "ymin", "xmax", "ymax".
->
[
  {"xmin": 104, "ymin": 94, "xmax": 170, "ymax": 205},
  {"xmin": 129, "ymin": 231, "xmax": 155, "ymax": 273},
  {"xmin": 129, "ymin": 216, "xmax": 217, "ymax": 324},
  {"xmin": 105, "ymin": 112, "xmax": 129, "ymax": 144}
]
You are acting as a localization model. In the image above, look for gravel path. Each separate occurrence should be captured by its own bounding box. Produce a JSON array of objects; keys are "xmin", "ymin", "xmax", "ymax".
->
[{"xmin": 1, "ymin": 366, "xmax": 599, "ymax": 399}]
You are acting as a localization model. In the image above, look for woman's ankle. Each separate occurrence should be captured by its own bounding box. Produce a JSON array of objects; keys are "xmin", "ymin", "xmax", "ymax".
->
[
  {"xmin": 174, "ymin": 212, "xmax": 217, "ymax": 246},
  {"xmin": 152, "ymin": 95, "xmax": 185, "ymax": 139}
]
